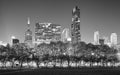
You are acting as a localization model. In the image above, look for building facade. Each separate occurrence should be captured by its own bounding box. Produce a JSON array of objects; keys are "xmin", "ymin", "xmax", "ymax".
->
[
  {"xmin": 11, "ymin": 36, "xmax": 19, "ymax": 45},
  {"xmin": 61, "ymin": 28, "xmax": 71, "ymax": 43},
  {"xmin": 12, "ymin": 39, "xmax": 19, "ymax": 45},
  {"xmin": 35, "ymin": 23, "xmax": 61, "ymax": 44},
  {"xmin": 71, "ymin": 6, "xmax": 81, "ymax": 44},
  {"xmin": 94, "ymin": 31, "xmax": 99, "ymax": 45},
  {"xmin": 24, "ymin": 18, "xmax": 33, "ymax": 48},
  {"xmin": 110, "ymin": 33, "xmax": 117, "ymax": 46},
  {"xmin": 99, "ymin": 39, "xmax": 104, "ymax": 45},
  {"xmin": 103, "ymin": 36, "xmax": 111, "ymax": 47}
]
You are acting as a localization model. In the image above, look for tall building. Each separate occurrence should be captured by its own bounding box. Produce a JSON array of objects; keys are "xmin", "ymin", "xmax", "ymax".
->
[
  {"xmin": 71, "ymin": 6, "xmax": 81, "ymax": 44},
  {"xmin": 103, "ymin": 36, "xmax": 109, "ymax": 44},
  {"xmin": 110, "ymin": 33, "xmax": 117, "ymax": 45},
  {"xmin": 103, "ymin": 36, "xmax": 111, "ymax": 47},
  {"xmin": 24, "ymin": 18, "xmax": 33, "ymax": 48},
  {"xmin": 99, "ymin": 39, "xmax": 104, "ymax": 45},
  {"xmin": 11, "ymin": 36, "xmax": 16, "ymax": 45},
  {"xmin": 11, "ymin": 36, "xmax": 19, "ymax": 45},
  {"xmin": 12, "ymin": 39, "xmax": 19, "ymax": 45},
  {"xmin": 94, "ymin": 31, "xmax": 99, "ymax": 45},
  {"xmin": 35, "ymin": 23, "xmax": 61, "ymax": 44},
  {"xmin": 61, "ymin": 28, "xmax": 71, "ymax": 43}
]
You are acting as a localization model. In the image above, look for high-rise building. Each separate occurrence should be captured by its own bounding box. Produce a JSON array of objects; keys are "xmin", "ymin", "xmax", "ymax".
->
[
  {"xmin": 61, "ymin": 28, "xmax": 71, "ymax": 43},
  {"xmin": 35, "ymin": 23, "xmax": 61, "ymax": 44},
  {"xmin": 103, "ymin": 36, "xmax": 109, "ymax": 44},
  {"xmin": 24, "ymin": 17, "xmax": 33, "ymax": 48},
  {"xmin": 11, "ymin": 36, "xmax": 19, "ymax": 45},
  {"xmin": 11, "ymin": 36, "xmax": 15, "ymax": 45},
  {"xmin": 94, "ymin": 31, "xmax": 99, "ymax": 45},
  {"xmin": 71, "ymin": 6, "xmax": 81, "ymax": 44},
  {"xmin": 103, "ymin": 36, "xmax": 111, "ymax": 47},
  {"xmin": 110, "ymin": 33, "xmax": 117, "ymax": 45},
  {"xmin": 99, "ymin": 39, "xmax": 104, "ymax": 45},
  {"xmin": 12, "ymin": 39, "xmax": 19, "ymax": 45}
]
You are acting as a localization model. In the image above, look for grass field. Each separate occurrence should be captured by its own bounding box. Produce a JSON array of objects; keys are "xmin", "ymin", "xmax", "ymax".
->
[{"xmin": 0, "ymin": 67, "xmax": 120, "ymax": 75}]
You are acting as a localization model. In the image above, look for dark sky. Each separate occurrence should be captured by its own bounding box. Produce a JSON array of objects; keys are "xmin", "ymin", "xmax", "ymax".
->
[{"xmin": 0, "ymin": 0, "xmax": 120, "ymax": 44}]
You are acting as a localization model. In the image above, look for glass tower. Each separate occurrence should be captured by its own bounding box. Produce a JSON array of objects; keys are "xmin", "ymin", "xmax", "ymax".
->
[
  {"xmin": 24, "ymin": 17, "xmax": 32, "ymax": 48},
  {"xmin": 71, "ymin": 6, "xmax": 81, "ymax": 44}
]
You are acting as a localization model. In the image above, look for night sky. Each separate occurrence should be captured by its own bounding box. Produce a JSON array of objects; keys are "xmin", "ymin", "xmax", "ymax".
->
[{"xmin": 0, "ymin": 0, "xmax": 120, "ymax": 44}]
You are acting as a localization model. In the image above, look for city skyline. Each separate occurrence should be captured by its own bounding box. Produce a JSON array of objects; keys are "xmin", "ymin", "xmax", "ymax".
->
[{"xmin": 0, "ymin": 0, "xmax": 120, "ymax": 44}]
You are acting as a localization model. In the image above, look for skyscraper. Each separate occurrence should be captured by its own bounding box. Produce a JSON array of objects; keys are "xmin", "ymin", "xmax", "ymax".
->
[
  {"xmin": 99, "ymin": 39, "xmax": 104, "ymax": 45},
  {"xmin": 110, "ymin": 33, "xmax": 117, "ymax": 45},
  {"xmin": 94, "ymin": 31, "xmax": 99, "ymax": 45},
  {"xmin": 103, "ymin": 36, "xmax": 109, "ymax": 44},
  {"xmin": 12, "ymin": 39, "xmax": 19, "ymax": 45},
  {"xmin": 11, "ymin": 36, "xmax": 16, "ymax": 45},
  {"xmin": 24, "ymin": 17, "xmax": 33, "ymax": 48},
  {"xmin": 11, "ymin": 36, "xmax": 19, "ymax": 45},
  {"xmin": 61, "ymin": 28, "xmax": 71, "ymax": 43},
  {"xmin": 35, "ymin": 23, "xmax": 61, "ymax": 44},
  {"xmin": 103, "ymin": 36, "xmax": 111, "ymax": 47},
  {"xmin": 71, "ymin": 6, "xmax": 81, "ymax": 44}
]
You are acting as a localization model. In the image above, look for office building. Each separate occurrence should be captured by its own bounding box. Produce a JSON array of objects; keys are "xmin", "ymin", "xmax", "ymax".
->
[
  {"xmin": 99, "ymin": 39, "xmax": 104, "ymax": 45},
  {"xmin": 24, "ymin": 18, "xmax": 33, "ymax": 48},
  {"xmin": 61, "ymin": 28, "xmax": 71, "ymax": 43},
  {"xmin": 35, "ymin": 22, "xmax": 61, "ymax": 44},
  {"xmin": 103, "ymin": 36, "xmax": 111, "ymax": 47},
  {"xmin": 110, "ymin": 33, "xmax": 117, "ymax": 45},
  {"xmin": 94, "ymin": 31, "xmax": 99, "ymax": 45},
  {"xmin": 12, "ymin": 39, "xmax": 19, "ymax": 45},
  {"xmin": 71, "ymin": 6, "xmax": 81, "ymax": 44},
  {"xmin": 11, "ymin": 36, "xmax": 19, "ymax": 45}
]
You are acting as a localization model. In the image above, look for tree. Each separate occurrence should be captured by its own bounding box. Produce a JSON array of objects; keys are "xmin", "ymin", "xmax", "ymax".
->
[
  {"xmin": 0, "ymin": 45, "xmax": 8, "ymax": 68},
  {"xmin": 12, "ymin": 43, "xmax": 30, "ymax": 68}
]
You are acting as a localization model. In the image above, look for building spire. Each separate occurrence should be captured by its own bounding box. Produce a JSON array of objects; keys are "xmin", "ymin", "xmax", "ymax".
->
[
  {"xmin": 27, "ymin": 17, "xmax": 30, "ymax": 25},
  {"xmin": 27, "ymin": 17, "xmax": 30, "ymax": 30},
  {"xmin": 25, "ymin": 17, "xmax": 32, "ymax": 48}
]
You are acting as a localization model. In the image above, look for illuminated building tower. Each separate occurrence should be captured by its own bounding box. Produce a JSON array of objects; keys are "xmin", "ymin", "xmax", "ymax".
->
[
  {"xmin": 35, "ymin": 23, "xmax": 61, "ymax": 45},
  {"xmin": 110, "ymin": 33, "xmax": 117, "ymax": 46},
  {"xmin": 24, "ymin": 18, "xmax": 32, "ymax": 48},
  {"xmin": 71, "ymin": 6, "xmax": 81, "ymax": 44},
  {"xmin": 61, "ymin": 28, "xmax": 71, "ymax": 43},
  {"xmin": 94, "ymin": 31, "xmax": 99, "ymax": 45}
]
